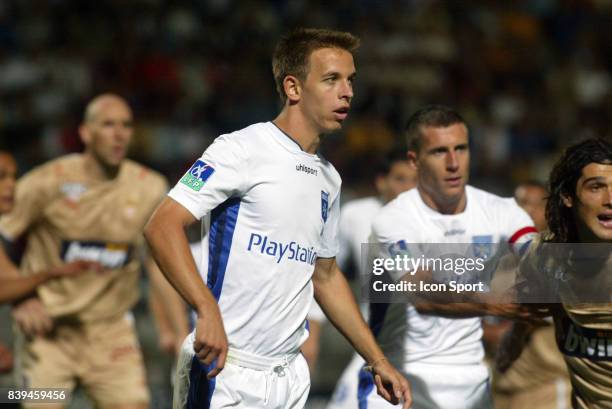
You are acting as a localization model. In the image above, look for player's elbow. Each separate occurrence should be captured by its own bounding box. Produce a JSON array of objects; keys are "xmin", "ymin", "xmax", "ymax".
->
[{"xmin": 144, "ymin": 208, "xmax": 166, "ymax": 245}]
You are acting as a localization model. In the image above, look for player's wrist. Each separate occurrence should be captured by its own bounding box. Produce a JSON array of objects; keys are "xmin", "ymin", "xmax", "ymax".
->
[
  {"xmin": 195, "ymin": 299, "xmax": 220, "ymax": 319},
  {"xmin": 365, "ymin": 356, "xmax": 388, "ymax": 372}
]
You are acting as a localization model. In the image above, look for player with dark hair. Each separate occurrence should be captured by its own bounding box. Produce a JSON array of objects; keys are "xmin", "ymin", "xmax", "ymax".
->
[
  {"xmin": 145, "ymin": 28, "xmax": 411, "ymax": 409},
  {"xmin": 499, "ymin": 137, "xmax": 612, "ymax": 408}
]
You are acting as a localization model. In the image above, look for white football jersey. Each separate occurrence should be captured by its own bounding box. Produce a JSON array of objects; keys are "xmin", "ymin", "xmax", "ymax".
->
[
  {"xmin": 337, "ymin": 196, "xmax": 383, "ymax": 271},
  {"xmin": 169, "ymin": 122, "xmax": 341, "ymax": 358},
  {"xmin": 370, "ymin": 186, "xmax": 535, "ymax": 368}
]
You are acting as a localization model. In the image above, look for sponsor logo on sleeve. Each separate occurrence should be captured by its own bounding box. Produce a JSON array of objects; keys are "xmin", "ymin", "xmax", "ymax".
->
[{"xmin": 180, "ymin": 160, "xmax": 215, "ymax": 191}]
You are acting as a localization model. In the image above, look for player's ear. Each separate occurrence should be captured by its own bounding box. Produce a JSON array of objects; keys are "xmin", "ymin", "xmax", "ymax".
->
[
  {"xmin": 561, "ymin": 193, "xmax": 573, "ymax": 208},
  {"xmin": 374, "ymin": 174, "xmax": 386, "ymax": 194},
  {"xmin": 407, "ymin": 150, "xmax": 418, "ymax": 169},
  {"xmin": 79, "ymin": 123, "xmax": 91, "ymax": 146},
  {"xmin": 283, "ymin": 75, "xmax": 301, "ymax": 103}
]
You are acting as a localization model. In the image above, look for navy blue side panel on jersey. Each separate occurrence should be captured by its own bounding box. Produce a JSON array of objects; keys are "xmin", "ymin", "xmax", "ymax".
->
[
  {"xmin": 187, "ymin": 357, "xmax": 216, "ymax": 409},
  {"xmin": 207, "ymin": 198, "xmax": 241, "ymax": 302},
  {"xmin": 357, "ymin": 366, "xmax": 374, "ymax": 409}
]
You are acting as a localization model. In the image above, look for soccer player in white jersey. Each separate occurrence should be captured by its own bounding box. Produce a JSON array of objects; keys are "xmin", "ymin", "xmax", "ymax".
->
[
  {"xmin": 359, "ymin": 105, "xmax": 537, "ymax": 409},
  {"xmin": 326, "ymin": 149, "xmax": 416, "ymax": 409},
  {"xmin": 144, "ymin": 28, "xmax": 411, "ymax": 409}
]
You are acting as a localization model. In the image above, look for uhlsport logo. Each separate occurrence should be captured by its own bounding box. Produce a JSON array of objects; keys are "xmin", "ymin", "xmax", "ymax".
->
[
  {"xmin": 180, "ymin": 159, "xmax": 215, "ymax": 191},
  {"xmin": 321, "ymin": 190, "xmax": 329, "ymax": 222}
]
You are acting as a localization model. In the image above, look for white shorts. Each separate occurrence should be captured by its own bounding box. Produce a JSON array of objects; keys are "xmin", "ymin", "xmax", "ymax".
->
[
  {"xmin": 327, "ymin": 353, "xmax": 365, "ymax": 409},
  {"xmin": 174, "ymin": 332, "xmax": 310, "ymax": 409},
  {"xmin": 358, "ymin": 363, "xmax": 492, "ymax": 409}
]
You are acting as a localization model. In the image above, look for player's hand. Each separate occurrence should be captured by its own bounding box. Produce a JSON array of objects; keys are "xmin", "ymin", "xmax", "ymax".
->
[
  {"xmin": 47, "ymin": 260, "xmax": 104, "ymax": 278},
  {"xmin": 487, "ymin": 303, "xmax": 548, "ymax": 325},
  {"xmin": 158, "ymin": 329, "xmax": 179, "ymax": 356},
  {"xmin": 367, "ymin": 358, "xmax": 412, "ymax": 408},
  {"xmin": 0, "ymin": 342, "xmax": 13, "ymax": 373},
  {"xmin": 11, "ymin": 297, "xmax": 53, "ymax": 337},
  {"xmin": 193, "ymin": 305, "xmax": 228, "ymax": 379}
]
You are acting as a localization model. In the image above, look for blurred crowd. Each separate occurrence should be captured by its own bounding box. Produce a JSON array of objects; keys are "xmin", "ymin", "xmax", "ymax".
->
[{"xmin": 0, "ymin": 0, "xmax": 610, "ymax": 197}]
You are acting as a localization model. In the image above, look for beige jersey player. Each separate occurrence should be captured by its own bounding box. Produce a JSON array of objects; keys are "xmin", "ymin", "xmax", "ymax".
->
[
  {"xmin": 492, "ymin": 182, "xmax": 572, "ymax": 409},
  {"xmin": 499, "ymin": 138, "xmax": 612, "ymax": 409},
  {"xmin": 514, "ymin": 239, "xmax": 612, "ymax": 409},
  {"xmin": 0, "ymin": 94, "xmax": 186, "ymax": 409}
]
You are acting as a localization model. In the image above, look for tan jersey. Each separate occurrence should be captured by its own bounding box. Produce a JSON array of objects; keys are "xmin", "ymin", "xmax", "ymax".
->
[
  {"xmin": 517, "ymin": 238, "xmax": 612, "ymax": 409},
  {"xmin": 495, "ymin": 325, "xmax": 570, "ymax": 393},
  {"xmin": 0, "ymin": 154, "xmax": 167, "ymax": 322}
]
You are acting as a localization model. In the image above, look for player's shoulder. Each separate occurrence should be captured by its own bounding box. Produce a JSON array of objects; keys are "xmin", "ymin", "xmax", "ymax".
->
[
  {"xmin": 202, "ymin": 122, "xmax": 271, "ymax": 164},
  {"xmin": 466, "ymin": 185, "xmax": 520, "ymax": 212},
  {"xmin": 121, "ymin": 159, "xmax": 168, "ymax": 192},
  {"xmin": 317, "ymin": 153, "xmax": 342, "ymax": 189},
  {"xmin": 342, "ymin": 196, "xmax": 381, "ymax": 216},
  {"xmin": 372, "ymin": 191, "xmax": 411, "ymax": 230},
  {"xmin": 122, "ymin": 159, "xmax": 166, "ymax": 182},
  {"xmin": 19, "ymin": 154, "xmax": 81, "ymax": 186},
  {"xmin": 216, "ymin": 122, "xmax": 269, "ymax": 149}
]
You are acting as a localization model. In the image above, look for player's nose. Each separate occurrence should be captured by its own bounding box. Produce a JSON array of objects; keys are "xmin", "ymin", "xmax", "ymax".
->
[{"xmin": 446, "ymin": 151, "xmax": 459, "ymax": 170}]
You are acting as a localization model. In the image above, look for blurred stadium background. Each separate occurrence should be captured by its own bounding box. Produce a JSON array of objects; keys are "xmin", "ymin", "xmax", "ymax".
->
[{"xmin": 0, "ymin": 0, "xmax": 611, "ymax": 408}]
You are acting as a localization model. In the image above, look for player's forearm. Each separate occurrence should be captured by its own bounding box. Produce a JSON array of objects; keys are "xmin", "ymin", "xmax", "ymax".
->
[
  {"xmin": 0, "ymin": 274, "xmax": 49, "ymax": 303},
  {"xmin": 144, "ymin": 207, "xmax": 217, "ymax": 317},
  {"xmin": 314, "ymin": 267, "xmax": 385, "ymax": 364},
  {"xmin": 0, "ymin": 245, "xmax": 21, "ymax": 279},
  {"xmin": 147, "ymin": 258, "xmax": 189, "ymax": 338},
  {"xmin": 415, "ymin": 302, "xmax": 490, "ymax": 318}
]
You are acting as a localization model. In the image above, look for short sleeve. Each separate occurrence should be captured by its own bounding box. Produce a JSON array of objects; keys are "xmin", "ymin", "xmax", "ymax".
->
[
  {"xmin": 0, "ymin": 166, "xmax": 52, "ymax": 240},
  {"xmin": 168, "ymin": 135, "xmax": 249, "ymax": 220},
  {"xmin": 318, "ymin": 190, "xmax": 341, "ymax": 258},
  {"xmin": 370, "ymin": 213, "xmax": 419, "ymax": 282},
  {"xmin": 513, "ymin": 237, "xmax": 555, "ymax": 303}
]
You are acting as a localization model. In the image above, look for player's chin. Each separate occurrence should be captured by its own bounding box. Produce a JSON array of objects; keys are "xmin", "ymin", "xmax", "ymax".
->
[
  {"xmin": 104, "ymin": 155, "xmax": 125, "ymax": 167},
  {"xmin": 323, "ymin": 118, "xmax": 344, "ymax": 132},
  {"xmin": 591, "ymin": 225, "xmax": 612, "ymax": 242}
]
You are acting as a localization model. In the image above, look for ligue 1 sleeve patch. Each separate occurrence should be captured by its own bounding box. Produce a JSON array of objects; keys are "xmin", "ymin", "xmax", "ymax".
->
[{"xmin": 180, "ymin": 160, "xmax": 215, "ymax": 191}]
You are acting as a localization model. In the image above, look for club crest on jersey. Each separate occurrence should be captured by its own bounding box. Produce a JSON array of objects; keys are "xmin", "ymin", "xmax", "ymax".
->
[
  {"xmin": 321, "ymin": 190, "xmax": 329, "ymax": 222},
  {"xmin": 180, "ymin": 160, "xmax": 215, "ymax": 191},
  {"xmin": 388, "ymin": 240, "xmax": 410, "ymax": 258},
  {"xmin": 472, "ymin": 235, "xmax": 493, "ymax": 259},
  {"xmin": 61, "ymin": 182, "xmax": 87, "ymax": 202}
]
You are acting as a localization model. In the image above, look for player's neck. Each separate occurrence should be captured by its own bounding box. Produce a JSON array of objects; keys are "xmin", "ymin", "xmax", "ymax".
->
[
  {"xmin": 418, "ymin": 186, "xmax": 467, "ymax": 215},
  {"xmin": 273, "ymin": 110, "xmax": 321, "ymax": 154},
  {"xmin": 83, "ymin": 152, "xmax": 121, "ymax": 181}
]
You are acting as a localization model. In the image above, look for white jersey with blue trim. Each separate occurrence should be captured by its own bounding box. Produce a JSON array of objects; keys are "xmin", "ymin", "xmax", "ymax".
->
[
  {"xmin": 370, "ymin": 185, "xmax": 535, "ymax": 368},
  {"xmin": 168, "ymin": 121, "xmax": 341, "ymax": 358}
]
